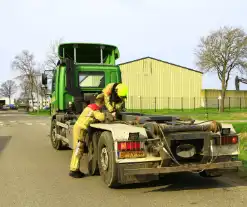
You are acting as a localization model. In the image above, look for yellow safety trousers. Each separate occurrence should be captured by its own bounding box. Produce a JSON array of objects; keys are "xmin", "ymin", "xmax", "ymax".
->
[
  {"xmin": 69, "ymin": 124, "xmax": 85, "ymax": 171},
  {"xmin": 69, "ymin": 106, "xmax": 105, "ymax": 172}
]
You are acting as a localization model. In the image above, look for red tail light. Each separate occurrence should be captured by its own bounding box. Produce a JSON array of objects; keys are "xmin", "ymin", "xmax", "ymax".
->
[
  {"xmin": 221, "ymin": 136, "xmax": 238, "ymax": 145},
  {"xmin": 118, "ymin": 141, "xmax": 144, "ymax": 151}
]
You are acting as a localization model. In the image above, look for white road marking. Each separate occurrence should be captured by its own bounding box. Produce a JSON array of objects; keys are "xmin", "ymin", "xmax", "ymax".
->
[{"xmin": 0, "ymin": 119, "xmax": 49, "ymax": 127}]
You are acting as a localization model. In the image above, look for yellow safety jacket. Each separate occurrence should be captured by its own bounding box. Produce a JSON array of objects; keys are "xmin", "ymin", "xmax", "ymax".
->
[
  {"xmin": 102, "ymin": 83, "xmax": 125, "ymax": 113},
  {"xmin": 75, "ymin": 103, "xmax": 105, "ymax": 130}
]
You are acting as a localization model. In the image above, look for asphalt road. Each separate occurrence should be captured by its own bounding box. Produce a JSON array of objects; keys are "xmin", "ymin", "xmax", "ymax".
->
[{"xmin": 1, "ymin": 111, "xmax": 247, "ymax": 207}]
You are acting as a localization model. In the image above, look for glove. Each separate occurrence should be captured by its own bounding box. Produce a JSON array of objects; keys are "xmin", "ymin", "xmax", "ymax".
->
[
  {"xmin": 111, "ymin": 112, "xmax": 116, "ymax": 118},
  {"xmin": 104, "ymin": 111, "xmax": 115, "ymax": 123}
]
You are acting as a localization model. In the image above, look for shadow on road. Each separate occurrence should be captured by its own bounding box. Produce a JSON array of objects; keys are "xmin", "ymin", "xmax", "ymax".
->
[
  {"xmin": 0, "ymin": 136, "xmax": 12, "ymax": 153},
  {"xmin": 115, "ymin": 171, "xmax": 247, "ymax": 192}
]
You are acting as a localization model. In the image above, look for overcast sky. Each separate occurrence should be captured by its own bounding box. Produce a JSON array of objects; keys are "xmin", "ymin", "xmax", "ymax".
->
[{"xmin": 1, "ymin": 0, "xmax": 247, "ymax": 98}]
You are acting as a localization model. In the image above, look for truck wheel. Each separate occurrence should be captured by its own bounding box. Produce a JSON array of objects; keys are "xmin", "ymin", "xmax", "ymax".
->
[
  {"xmin": 98, "ymin": 131, "xmax": 118, "ymax": 188},
  {"xmin": 199, "ymin": 170, "xmax": 222, "ymax": 178},
  {"xmin": 88, "ymin": 133, "xmax": 100, "ymax": 176},
  {"xmin": 50, "ymin": 119, "xmax": 63, "ymax": 150}
]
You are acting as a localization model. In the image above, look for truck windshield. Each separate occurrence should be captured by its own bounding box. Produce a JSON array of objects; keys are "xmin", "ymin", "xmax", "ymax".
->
[{"xmin": 78, "ymin": 71, "xmax": 105, "ymax": 88}]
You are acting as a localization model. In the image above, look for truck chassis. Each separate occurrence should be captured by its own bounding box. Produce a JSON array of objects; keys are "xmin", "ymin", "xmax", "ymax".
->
[{"xmin": 50, "ymin": 112, "xmax": 243, "ymax": 188}]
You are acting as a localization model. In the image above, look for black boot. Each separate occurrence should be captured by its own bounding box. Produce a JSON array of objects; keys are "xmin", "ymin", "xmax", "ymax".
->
[{"xmin": 69, "ymin": 170, "xmax": 85, "ymax": 178}]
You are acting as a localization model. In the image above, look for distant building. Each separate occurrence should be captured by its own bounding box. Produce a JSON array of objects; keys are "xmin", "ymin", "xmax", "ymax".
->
[
  {"xmin": 201, "ymin": 89, "xmax": 247, "ymax": 108},
  {"xmin": 0, "ymin": 97, "xmax": 14, "ymax": 106},
  {"xmin": 28, "ymin": 93, "xmax": 51, "ymax": 109},
  {"xmin": 118, "ymin": 57, "xmax": 203, "ymax": 110}
]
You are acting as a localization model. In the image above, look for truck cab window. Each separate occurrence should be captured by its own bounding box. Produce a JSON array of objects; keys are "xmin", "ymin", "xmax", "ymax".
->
[{"xmin": 78, "ymin": 72, "xmax": 105, "ymax": 88}]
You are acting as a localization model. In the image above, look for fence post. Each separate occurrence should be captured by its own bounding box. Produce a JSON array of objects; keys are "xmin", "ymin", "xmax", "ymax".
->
[
  {"xmin": 240, "ymin": 97, "xmax": 242, "ymax": 110},
  {"xmin": 154, "ymin": 97, "xmax": 157, "ymax": 112},
  {"xmin": 168, "ymin": 97, "xmax": 170, "ymax": 111},
  {"xmin": 194, "ymin": 97, "xmax": 195, "ymax": 110},
  {"xmin": 140, "ymin": 96, "xmax": 142, "ymax": 112},
  {"xmin": 229, "ymin": 97, "xmax": 230, "ymax": 111},
  {"xmin": 131, "ymin": 96, "xmax": 133, "ymax": 112},
  {"xmin": 181, "ymin": 97, "xmax": 183, "ymax": 111},
  {"xmin": 217, "ymin": 98, "xmax": 219, "ymax": 111}
]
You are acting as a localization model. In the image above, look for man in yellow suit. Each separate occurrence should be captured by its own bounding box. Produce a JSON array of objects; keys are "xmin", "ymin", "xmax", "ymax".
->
[
  {"xmin": 101, "ymin": 83, "xmax": 128, "ymax": 118},
  {"xmin": 69, "ymin": 95, "xmax": 107, "ymax": 178}
]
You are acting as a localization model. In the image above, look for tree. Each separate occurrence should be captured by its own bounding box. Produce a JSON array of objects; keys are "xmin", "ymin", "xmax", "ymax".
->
[
  {"xmin": 195, "ymin": 26, "xmax": 247, "ymax": 112},
  {"xmin": 43, "ymin": 38, "xmax": 63, "ymax": 94},
  {"xmin": 44, "ymin": 38, "xmax": 63, "ymax": 71},
  {"xmin": 0, "ymin": 80, "xmax": 18, "ymax": 104},
  {"xmin": 11, "ymin": 50, "xmax": 40, "ymax": 107}
]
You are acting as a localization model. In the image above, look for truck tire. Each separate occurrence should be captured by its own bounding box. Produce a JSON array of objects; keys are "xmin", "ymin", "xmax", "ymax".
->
[
  {"xmin": 88, "ymin": 132, "xmax": 100, "ymax": 176},
  {"xmin": 97, "ymin": 131, "xmax": 119, "ymax": 188},
  {"xmin": 50, "ymin": 119, "xmax": 63, "ymax": 150}
]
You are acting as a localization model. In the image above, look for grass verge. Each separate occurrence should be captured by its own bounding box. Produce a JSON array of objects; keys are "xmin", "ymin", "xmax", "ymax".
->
[
  {"xmin": 28, "ymin": 110, "xmax": 50, "ymax": 116},
  {"xmin": 227, "ymin": 123, "xmax": 247, "ymax": 170}
]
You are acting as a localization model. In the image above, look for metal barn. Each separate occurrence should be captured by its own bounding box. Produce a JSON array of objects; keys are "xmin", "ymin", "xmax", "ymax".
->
[{"xmin": 118, "ymin": 57, "xmax": 203, "ymax": 110}]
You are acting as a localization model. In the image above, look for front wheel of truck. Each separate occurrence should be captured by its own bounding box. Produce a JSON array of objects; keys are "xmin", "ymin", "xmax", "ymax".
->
[
  {"xmin": 50, "ymin": 119, "xmax": 63, "ymax": 150},
  {"xmin": 98, "ymin": 131, "xmax": 119, "ymax": 188}
]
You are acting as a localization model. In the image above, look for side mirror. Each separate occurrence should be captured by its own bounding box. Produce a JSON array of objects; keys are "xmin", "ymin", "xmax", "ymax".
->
[{"xmin": 42, "ymin": 73, "xmax": 48, "ymax": 85}]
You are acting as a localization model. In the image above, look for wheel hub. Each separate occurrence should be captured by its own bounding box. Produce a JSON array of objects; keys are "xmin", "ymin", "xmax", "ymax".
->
[{"xmin": 101, "ymin": 147, "xmax": 109, "ymax": 171}]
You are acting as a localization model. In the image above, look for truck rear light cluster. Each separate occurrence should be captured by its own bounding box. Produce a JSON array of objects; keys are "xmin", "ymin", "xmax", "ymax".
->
[
  {"xmin": 117, "ymin": 141, "xmax": 144, "ymax": 151},
  {"xmin": 221, "ymin": 136, "xmax": 238, "ymax": 145}
]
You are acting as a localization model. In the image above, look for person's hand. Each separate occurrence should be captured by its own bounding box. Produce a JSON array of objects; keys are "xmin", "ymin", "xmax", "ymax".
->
[{"xmin": 111, "ymin": 112, "xmax": 116, "ymax": 118}]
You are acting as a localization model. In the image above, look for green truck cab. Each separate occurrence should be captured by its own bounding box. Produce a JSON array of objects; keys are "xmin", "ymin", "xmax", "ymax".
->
[{"xmin": 42, "ymin": 43, "xmax": 122, "ymax": 116}]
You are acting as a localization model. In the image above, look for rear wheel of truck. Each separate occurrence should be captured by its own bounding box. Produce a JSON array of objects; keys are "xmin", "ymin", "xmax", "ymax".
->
[
  {"xmin": 88, "ymin": 132, "xmax": 100, "ymax": 176},
  {"xmin": 50, "ymin": 119, "xmax": 63, "ymax": 150},
  {"xmin": 98, "ymin": 131, "xmax": 118, "ymax": 188}
]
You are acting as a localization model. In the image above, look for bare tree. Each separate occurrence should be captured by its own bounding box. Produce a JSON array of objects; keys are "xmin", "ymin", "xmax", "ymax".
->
[
  {"xmin": 195, "ymin": 26, "xmax": 247, "ymax": 112},
  {"xmin": 11, "ymin": 50, "xmax": 40, "ymax": 107},
  {"xmin": 18, "ymin": 78, "xmax": 31, "ymax": 108},
  {"xmin": 0, "ymin": 80, "xmax": 18, "ymax": 104},
  {"xmin": 44, "ymin": 38, "xmax": 63, "ymax": 71}
]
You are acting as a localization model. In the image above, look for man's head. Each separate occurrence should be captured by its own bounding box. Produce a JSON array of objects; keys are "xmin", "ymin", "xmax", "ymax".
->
[
  {"xmin": 115, "ymin": 83, "xmax": 128, "ymax": 100},
  {"xmin": 95, "ymin": 94, "xmax": 105, "ymax": 107}
]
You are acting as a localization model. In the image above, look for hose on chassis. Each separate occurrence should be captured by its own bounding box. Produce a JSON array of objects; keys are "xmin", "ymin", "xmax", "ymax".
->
[{"xmin": 156, "ymin": 122, "xmax": 221, "ymax": 174}]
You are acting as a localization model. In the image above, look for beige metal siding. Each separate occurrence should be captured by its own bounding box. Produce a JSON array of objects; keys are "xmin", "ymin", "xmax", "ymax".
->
[
  {"xmin": 119, "ymin": 58, "xmax": 202, "ymax": 110},
  {"xmin": 201, "ymin": 89, "xmax": 247, "ymax": 108}
]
